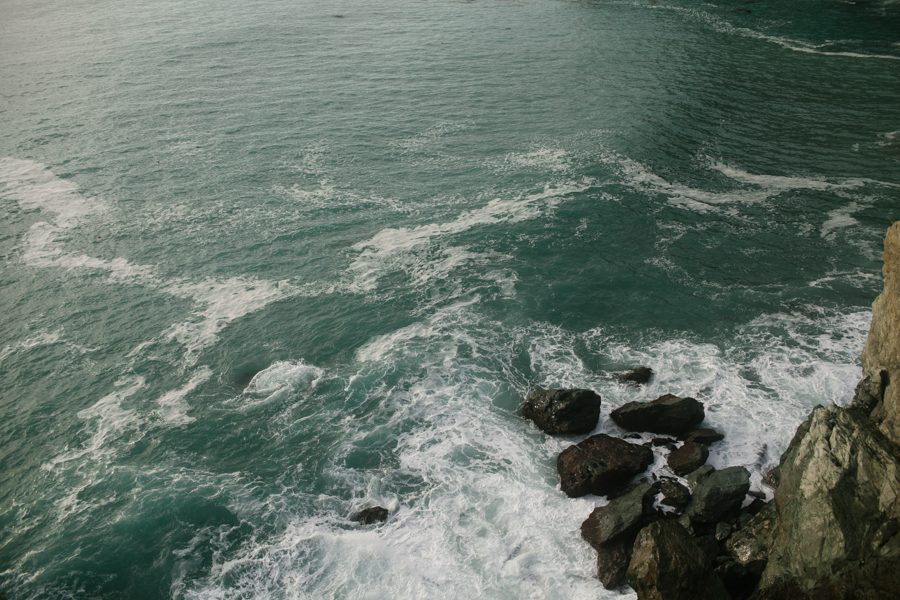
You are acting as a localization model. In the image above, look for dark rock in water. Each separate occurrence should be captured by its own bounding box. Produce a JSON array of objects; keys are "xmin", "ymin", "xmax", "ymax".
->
[
  {"xmin": 595, "ymin": 537, "xmax": 634, "ymax": 589},
  {"xmin": 623, "ymin": 432, "xmax": 643, "ymax": 440},
  {"xmin": 678, "ymin": 427, "xmax": 725, "ymax": 445},
  {"xmin": 626, "ymin": 521, "xmax": 730, "ymax": 600},
  {"xmin": 521, "ymin": 388, "xmax": 601, "ymax": 435},
  {"xmin": 685, "ymin": 466, "xmax": 750, "ymax": 525},
  {"xmin": 620, "ymin": 366, "xmax": 653, "ymax": 385},
  {"xmin": 582, "ymin": 483, "xmax": 661, "ymax": 589},
  {"xmin": 715, "ymin": 560, "xmax": 760, "ymax": 600},
  {"xmin": 651, "ymin": 436, "xmax": 675, "ymax": 446},
  {"xmin": 659, "ymin": 479, "xmax": 691, "ymax": 514},
  {"xmin": 581, "ymin": 483, "xmax": 655, "ymax": 551},
  {"xmin": 610, "ymin": 394, "xmax": 705, "ymax": 436},
  {"xmin": 355, "ymin": 506, "xmax": 389, "ymax": 525},
  {"xmin": 667, "ymin": 441, "xmax": 709, "ymax": 476},
  {"xmin": 557, "ymin": 434, "xmax": 654, "ymax": 498}
]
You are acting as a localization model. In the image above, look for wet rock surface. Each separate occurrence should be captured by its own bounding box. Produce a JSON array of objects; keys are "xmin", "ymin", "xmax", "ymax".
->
[
  {"xmin": 685, "ymin": 466, "xmax": 750, "ymax": 525},
  {"xmin": 557, "ymin": 433, "xmax": 653, "ymax": 498},
  {"xmin": 610, "ymin": 394, "xmax": 705, "ymax": 436},
  {"xmin": 667, "ymin": 441, "xmax": 709, "ymax": 476},
  {"xmin": 626, "ymin": 521, "xmax": 730, "ymax": 600},
  {"xmin": 620, "ymin": 366, "xmax": 653, "ymax": 385},
  {"xmin": 521, "ymin": 388, "xmax": 602, "ymax": 435},
  {"xmin": 678, "ymin": 427, "xmax": 725, "ymax": 445}
]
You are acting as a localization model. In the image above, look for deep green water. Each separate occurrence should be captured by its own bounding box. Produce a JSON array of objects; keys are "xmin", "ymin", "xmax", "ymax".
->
[{"xmin": 1, "ymin": 0, "xmax": 899, "ymax": 598}]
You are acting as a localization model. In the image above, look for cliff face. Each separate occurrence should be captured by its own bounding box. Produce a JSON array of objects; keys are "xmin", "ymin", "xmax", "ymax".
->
[
  {"xmin": 741, "ymin": 222, "xmax": 900, "ymax": 599},
  {"xmin": 861, "ymin": 220, "xmax": 900, "ymax": 444}
]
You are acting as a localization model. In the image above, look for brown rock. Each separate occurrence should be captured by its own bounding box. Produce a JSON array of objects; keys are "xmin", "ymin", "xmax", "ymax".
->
[
  {"xmin": 557, "ymin": 434, "xmax": 654, "ymax": 498},
  {"xmin": 667, "ymin": 442, "xmax": 709, "ymax": 476},
  {"xmin": 610, "ymin": 394, "xmax": 705, "ymax": 436}
]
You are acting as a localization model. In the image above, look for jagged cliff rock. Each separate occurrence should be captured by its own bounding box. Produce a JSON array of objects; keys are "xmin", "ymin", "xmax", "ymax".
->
[
  {"xmin": 739, "ymin": 221, "xmax": 900, "ymax": 599},
  {"xmin": 861, "ymin": 221, "xmax": 900, "ymax": 443},
  {"xmin": 750, "ymin": 404, "xmax": 900, "ymax": 598}
]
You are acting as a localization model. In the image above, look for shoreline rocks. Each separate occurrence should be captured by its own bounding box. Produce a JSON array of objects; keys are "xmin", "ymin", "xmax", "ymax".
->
[
  {"xmin": 610, "ymin": 394, "xmax": 705, "ymax": 436},
  {"xmin": 522, "ymin": 388, "xmax": 602, "ymax": 434},
  {"xmin": 557, "ymin": 433, "xmax": 654, "ymax": 498}
]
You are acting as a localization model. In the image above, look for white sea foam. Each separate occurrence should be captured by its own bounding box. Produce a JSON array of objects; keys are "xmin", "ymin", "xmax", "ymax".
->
[
  {"xmin": 348, "ymin": 181, "xmax": 593, "ymax": 292},
  {"xmin": 238, "ymin": 360, "xmax": 325, "ymax": 409},
  {"xmin": 155, "ymin": 366, "xmax": 214, "ymax": 425},
  {"xmin": 42, "ymin": 376, "xmax": 146, "ymax": 471},
  {"xmin": 1, "ymin": 158, "xmax": 300, "ymax": 362},
  {"xmin": 0, "ymin": 329, "xmax": 63, "ymax": 363}
]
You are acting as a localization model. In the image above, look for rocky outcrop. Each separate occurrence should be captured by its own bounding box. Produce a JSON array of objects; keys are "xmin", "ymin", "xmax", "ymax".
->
[
  {"xmin": 626, "ymin": 521, "xmax": 730, "ymax": 600},
  {"xmin": 861, "ymin": 221, "xmax": 900, "ymax": 442},
  {"xmin": 522, "ymin": 388, "xmax": 602, "ymax": 434},
  {"xmin": 610, "ymin": 394, "xmax": 705, "ymax": 436},
  {"xmin": 749, "ymin": 404, "xmax": 900, "ymax": 598},
  {"xmin": 557, "ymin": 434, "xmax": 653, "ymax": 497}
]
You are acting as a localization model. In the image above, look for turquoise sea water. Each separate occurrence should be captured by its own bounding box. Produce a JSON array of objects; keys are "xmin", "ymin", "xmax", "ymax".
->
[{"xmin": 1, "ymin": 0, "xmax": 899, "ymax": 598}]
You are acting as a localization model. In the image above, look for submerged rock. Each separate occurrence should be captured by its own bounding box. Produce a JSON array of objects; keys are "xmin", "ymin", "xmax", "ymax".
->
[
  {"xmin": 355, "ymin": 506, "xmax": 389, "ymax": 525},
  {"xmin": 610, "ymin": 394, "xmax": 705, "ymax": 436},
  {"xmin": 626, "ymin": 521, "xmax": 730, "ymax": 600},
  {"xmin": 685, "ymin": 466, "xmax": 750, "ymax": 525},
  {"xmin": 620, "ymin": 366, "xmax": 654, "ymax": 385},
  {"xmin": 667, "ymin": 441, "xmax": 709, "ymax": 476},
  {"xmin": 557, "ymin": 434, "xmax": 654, "ymax": 498},
  {"xmin": 522, "ymin": 388, "xmax": 601, "ymax": 435}
]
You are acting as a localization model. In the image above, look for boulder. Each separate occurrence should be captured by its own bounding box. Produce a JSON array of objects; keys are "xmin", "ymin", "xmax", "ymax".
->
[
  {"xmin": 861, "ymin": 221, "xmax": 900, "ymax": 444},
  {"xmin": 753, "ymin": 404, "xmax": 900, "ymax": 598},
  {"xmin": 610, "ymin": 394, "xmax": 705, "ymax": 436},
  {"xmin": 685, "ymin": 465, "xmax": 714, "ymax": 492},
  {"xmin": 355, "ymin": 506, "xmax": 389, "ymax": 525},
  {"xmin": 685, "ymin": 466, "xmax": 750, "ymax": 525},
  {"xmin": 522, "ymin": 388, "xmax": 601, "ymax": 435},
  {"xmin": 658, "ymin": 479, "xmax": 691, "ymax": 514},
  {"xmin": 620, "ymin": 366, "xmax": 654, "ymax": 385},
  {"xmin": 667, "ymin": 442, "xmax": 709, "ymax": 476},
  {"xmin": 626, "ymin": 520, "xmax": 730, "ymax": 600},
  {"xmin": 678, "ymin": 428, "xmax": 725, "ymax": 445},
  {"xmin": 557, "ymin": 434, "xmax": 654, "ymax": 498},
  {"xmin": 582, "ymin": 483, "xmax": 654, "ymax": 551}
]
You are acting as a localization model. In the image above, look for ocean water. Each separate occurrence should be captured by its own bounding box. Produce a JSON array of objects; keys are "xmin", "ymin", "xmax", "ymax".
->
[{"xmin": 1, "ymin": 0, "xmax": 899, "ymax": 598}]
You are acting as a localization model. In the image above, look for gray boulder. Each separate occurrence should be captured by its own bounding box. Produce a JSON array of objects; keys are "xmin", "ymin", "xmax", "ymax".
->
[
  {"xmin": 610, "ymin": 394, "xmax": 705, "ymax": 436},
  {"xmin": 581, "ymin": 483, "xmax": 655, "ymax": 551},
  {"xmin": 522, "ymin": 388, "xmax": 601, "ymax": 435},
  {"xmin": 685, "ymin": 466, "xmax": 750, "ymax": 525},
  {"xmin": 626, "ymin": 520, "xmax": 730, "ymax": 600},
  {"xmin": 557, "ymin": 434, "xmax": 653, "ymax": 498}
]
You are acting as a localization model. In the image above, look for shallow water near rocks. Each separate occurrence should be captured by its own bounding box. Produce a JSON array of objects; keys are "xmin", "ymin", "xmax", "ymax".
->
[{"xmin": 1, "ymin": 0, "xmax": 899, "ymax": 598}]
